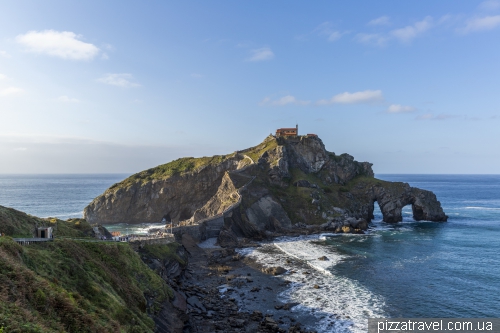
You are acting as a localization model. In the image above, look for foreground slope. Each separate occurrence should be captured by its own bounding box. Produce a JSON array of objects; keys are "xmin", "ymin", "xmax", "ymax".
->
[
  {"xmin": 0, "ymin": 205, "xmax": 185, "ymax": 333},
  {"xmin": 84, "ymin": 135, "xmax": 447, "ymax": 234}
]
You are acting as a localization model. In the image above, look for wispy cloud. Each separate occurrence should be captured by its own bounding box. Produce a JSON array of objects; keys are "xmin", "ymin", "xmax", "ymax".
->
[
  {"xmin": 56, "ymin": 95, "xmax": 80, "ymax": 103},
  {"xmin": 0, "ymin": 87, "xmax": 24, "ymax": 96},
  {"xmin": 0, "ymin": 73, "xmax": 7, "ymax": 80},
  {"xmin": 97, "ymin": 73, "xmax": 140, "ymax": 88},
  {"xmin": 416, "ymin": 113, "xmax": 458, "ymax": 120},
  {"xmin": 16, "ymin": 30, "xmax": 99, "ymax": 60},
  {"xmin": 356, "ymin": 16, "xmax": 433, "ymax": 46},
  {"xmin": 0, "ymin": 50, "xmax": 11, "ymax": 58},
  {"xmin": 260, "ymin": 95, "xmax": 310, "ymax": 106},
  {"xmin": 368, "ymin": 16, "xmax": 391, "ymax": 26},
  {"xmin": 461, "ymin": 15, "xmax": 500, "ymax": 32},
  {"xmin": 479, "ymin": 0, "xmax": 500, "ymax": 11},
  {"xmin": 247, "ymin": 47, "xmax": 274, "ymax": 62},
  {"xmin": 191, "ymin": 73, "xmax": 203, "ymax": 78},
  {"xmin": 354, "ymin": 33, "xmax": 389, "ymax": 46},
  {"xmin": 391, "ymin": 16, "xmax": 433, "ymax": 42},
  {"xmin": 316, "ymin": 22, "xmax": 348, "ymax": 42},
  {"xmin": 387, "ymin": 104, "xmax": 416, "ymax": 113},
  {"xmin": 317, "ymin": 90, "xmax": 383, "ymax": 105}
]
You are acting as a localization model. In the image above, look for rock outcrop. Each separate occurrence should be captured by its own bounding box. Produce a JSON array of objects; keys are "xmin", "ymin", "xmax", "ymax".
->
[
  {"xmin": 84, "ymin": 134, "xmax": 447, "ymax": 243},
  {"xmin": 371, "ymin": 183, "xmax": 448, "ymax": 223}
]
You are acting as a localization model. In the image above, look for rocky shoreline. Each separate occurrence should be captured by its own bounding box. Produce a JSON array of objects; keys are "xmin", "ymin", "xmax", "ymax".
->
[{"xmin": 159, "ymin": 234, "xmax": 319, "ymax": 333}]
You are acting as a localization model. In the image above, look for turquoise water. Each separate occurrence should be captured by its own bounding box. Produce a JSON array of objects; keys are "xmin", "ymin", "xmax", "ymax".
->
[{"xmin": 326, "ymin": 174, "xmax": 500, "ymax": 318}]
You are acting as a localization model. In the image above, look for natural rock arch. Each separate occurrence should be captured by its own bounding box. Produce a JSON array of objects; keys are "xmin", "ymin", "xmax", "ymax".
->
[{"xmin": 371, "ymin": 183, "xmax": 447, "ymax": 223}]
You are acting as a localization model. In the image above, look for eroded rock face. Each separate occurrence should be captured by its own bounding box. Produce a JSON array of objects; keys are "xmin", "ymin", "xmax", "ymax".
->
[
  {"xmin": 245, "ymin": 196, "xmax": 292, "ymax": 231},
  {"xmin": 84, "ymin": 157, "xmax": 245, "ymax": 224},
  {"xmin": 191, "ymin": 172, "xmax": 239, "ymax": 222},
  {"xmin": 278, "ymin": 136, "xmax": 374, "ymax": 185}
]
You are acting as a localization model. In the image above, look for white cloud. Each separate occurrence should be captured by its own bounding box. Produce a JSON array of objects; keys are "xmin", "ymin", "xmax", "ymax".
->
[
  {"xmin": 0, "ymin": 50, "xmax": 11, "ymax": 58},
  {"xmin": 247, "ymin": 47, "xmax": 274, "ymax": 62},
  {"xmin": 354, "ymin": 33, "xmax": 388, "ymax": 46},
  {"xmin": 391, "ymin": 16, "xmax": 433, "ymax": 42},
  {"xmin": 0, "ymin": 74, "xmax": 7, "ymax": 80},
  {"xmin": 316, "ymin": 22, "xmax": 348, "ymax": 42},
  {"xmin": 368, "ymin": 16, "xmax": 391, "ymax": 26},
  {"xmin": 260, "ymin": 95, "xmax": 310, "ymax": 106},
  {"xmin": 0, "ymin": 87, "xmax": 24, "ymax": 96},
  {"xmin": 16, "ymin": 30, "xmax": 99, "ymax": 60},
  {"xmin": 416, "ymin": 114, "xmax": 434, "ymax": 120},
  {"xmin": 13, "ymin": 147, "xmax": 27, "ymax": 151},
  {"xmin": 56, "ymin": 95, "xmax": 80, "ymax": 103},
  {"xmin": 97, "ymin": 73, "xmax": 140, "ymax": 88},
  {"xmin": 387, "ymin": 104, "xmax": 416, "ymax": 113},
  {"xmin": 462, "ymin": 15, "xmax": 500, "ymax": 32},
  {"xmin": 317, "ymin": 90, "xmax": 383, "ymax": 105},
  {"xmin": 327, "ymin": 31, "xmax": 344, "ymax": 42},
  {"xmin": 479, "ymin": 0, "xmax": 500, "ymax": 11}
]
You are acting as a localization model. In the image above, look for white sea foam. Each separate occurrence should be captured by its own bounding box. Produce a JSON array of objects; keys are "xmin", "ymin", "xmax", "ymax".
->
[
  {"xmin": 198, "ymin": 237, "xmax": 220, "ymax": 249},
  {"xmin": 465, "ymin": 206, "xmax": 500, "ymax": 210},
  {"xmin": 237, "ymin": 234, "xmax": 387, "ymax": 333}
]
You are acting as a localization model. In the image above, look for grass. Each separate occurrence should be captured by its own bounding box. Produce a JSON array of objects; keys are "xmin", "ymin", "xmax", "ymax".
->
[
  {"xmin": 242, "ymin": 136, "xmax": 278, "ymax": 163},
  {"xmin": 0, "ymin": 236, "xmax": 173, "ymax": 333},
  {"xmin": 140, "ymin": 242, "xmax": 186, "ymax": 266},
  {"xmin": 109, "ymin": 154, "xmax": 232, "ymax": 190},
  {"xmin": 0, "ymin": 205, "xmax": 95, "ymax": 239}
]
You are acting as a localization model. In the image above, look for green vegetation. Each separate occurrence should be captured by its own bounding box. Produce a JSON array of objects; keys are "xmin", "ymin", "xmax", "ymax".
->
[
  {"xmin": 0, "ymin": 236, "xmax": 172, "ymax": 333},
  {"xmin": 0, "ymin": 206, "xmax": 94, "ymax": 238},
  {"xmin": 110, "ymin": 154, "xmax": 232, "ymax": 190},
  {"xmin": 243, "ymin": 136, "xmax": 278, "ymax": 163},
  {"xmin": 106, "ymin": 136, "xmax": 278, "ymax": 192},
  {"xmin": 0, "ymin": 205, "xmax": 183, "ymax": 333},
  {"xmin": 140, "ymin": 242, "xmax": 186, "ymax": 266}
]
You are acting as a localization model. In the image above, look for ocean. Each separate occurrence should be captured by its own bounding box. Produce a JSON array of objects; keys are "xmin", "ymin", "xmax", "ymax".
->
[{"xmin": 0, "ymin": 174, "xmax": 499, "ymax": 332}]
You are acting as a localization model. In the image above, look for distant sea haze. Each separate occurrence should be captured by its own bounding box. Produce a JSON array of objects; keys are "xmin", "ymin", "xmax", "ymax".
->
[
  {"xmin": 0, "ymin": 174, "xmax": 499, "ymax": 332},
  {"xmin": 0, "ymin": 174, "xmax": 128, "ymax": 220}
]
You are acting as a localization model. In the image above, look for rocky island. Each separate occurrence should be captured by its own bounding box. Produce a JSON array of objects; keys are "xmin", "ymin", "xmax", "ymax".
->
[{"xmin": 84, "ymin": 133, "xmax": 447, "ymax": 245}]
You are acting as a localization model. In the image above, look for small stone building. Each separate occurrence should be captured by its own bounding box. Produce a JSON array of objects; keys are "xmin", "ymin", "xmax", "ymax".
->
[{"xmin": 36, "ymin": 227, "xmax": 53, "ymax": 239}]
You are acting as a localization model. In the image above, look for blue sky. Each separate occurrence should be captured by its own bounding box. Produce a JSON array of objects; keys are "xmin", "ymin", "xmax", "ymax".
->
[{"xmin": 1, "ymin": 1, "xmax": 500, "ymax": 174}]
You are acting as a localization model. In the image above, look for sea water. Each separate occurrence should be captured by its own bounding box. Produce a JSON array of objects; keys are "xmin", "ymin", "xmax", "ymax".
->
[
  {"xmin": 1, "ymin": 174, "xmax": 499, "ymax": 331},
  {"xmin": 0, "ymin": 174, "xmax": 127, "ymax": 219},
  {"xmin": 239, "ymin": 175, "xmax": 500, "ymax": 332}
]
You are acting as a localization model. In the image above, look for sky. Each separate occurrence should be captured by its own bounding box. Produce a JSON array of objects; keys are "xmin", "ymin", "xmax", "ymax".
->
[{"xmin": 1, "ymin": 0, "xmax": 500, "ymax": 174}]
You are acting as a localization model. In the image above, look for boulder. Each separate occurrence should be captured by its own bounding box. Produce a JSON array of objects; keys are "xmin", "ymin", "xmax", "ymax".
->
[
  {"xmin": 262, "ymin": 266, "xmax": 287, "ymax": 276},
  {"xmin": 217, "ymin": 228, "xmax": 238, "ymax": 248},
  {"xmin": 293, "ymin": 180, "xmax": 313, "ymax": 188}
]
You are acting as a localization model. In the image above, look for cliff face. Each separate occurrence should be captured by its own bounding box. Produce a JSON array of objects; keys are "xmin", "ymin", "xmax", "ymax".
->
[
  {"xmin": 84, "ymin": 155, "xmax": 247, "ymax": 224},
  {"xmin": 84, "ymin": 135, "xmax": 447, "ymax": 235}
]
